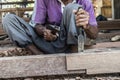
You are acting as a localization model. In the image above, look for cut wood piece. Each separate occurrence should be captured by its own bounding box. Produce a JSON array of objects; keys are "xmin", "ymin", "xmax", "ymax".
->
[
  {"xmin": 98, "ymin": 20, "xmax": 120, "ymax": 30},
  {"xmin": 0, "ymin": 8, "xmax": 33, "ymax": 17},
  {"xmin": 0, "ymin": 23, "xmax": 6, "ymax": 35},
  {"xmin": 0, "ymin": 54, "xmax": 85, "ymax": 78},
  {"xmin": 86, "ymin": 41, "xmax": 120, "ymax": 49},
  {"xmin": 0, "ymin": 40, "xmax": 12, "ymax": 45},
  {"xmin": 66, "ymin": 49, "xmax": 120, "ymax": 75}
]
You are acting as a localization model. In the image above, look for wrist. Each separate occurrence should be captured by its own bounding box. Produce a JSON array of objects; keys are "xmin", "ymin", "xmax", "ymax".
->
[
  {"xmin": 84, "ymin": 24, "xmax": 91, "ymax": 30},
  {"xmin": 35, "ymin": 25, "xmax": 46, "ymax": 36}
]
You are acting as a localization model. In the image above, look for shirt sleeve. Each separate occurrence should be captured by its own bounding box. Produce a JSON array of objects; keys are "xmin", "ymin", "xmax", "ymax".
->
[
  {"xmin": 78, "ymin": 0, "xmax": 97, "ymax": 27},
  {"xmin": 30, "ymin": 0, "xmax": 47, "ymax": 26}
]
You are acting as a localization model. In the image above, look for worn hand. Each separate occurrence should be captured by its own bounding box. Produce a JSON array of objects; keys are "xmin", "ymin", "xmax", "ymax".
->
[
  {"xmin": 74, "ymin": 9, "xmax": 90, "ymax": 29},
  {"xmin": 44, "ymin": 29, "xmax": 57, "ymax": 41},
  {"xmin": 34, "ymin": 24, "xmax": 46, "ymax": 36}
]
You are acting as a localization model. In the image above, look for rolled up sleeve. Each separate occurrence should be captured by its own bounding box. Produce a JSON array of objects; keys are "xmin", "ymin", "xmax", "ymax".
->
[
  {"xmin": 30, "ymin": 0, "xmax": 47, "ymax": 27},
  {"xmin": 79, "ymin": 0, "xmax": 97, "ymax": 27}
]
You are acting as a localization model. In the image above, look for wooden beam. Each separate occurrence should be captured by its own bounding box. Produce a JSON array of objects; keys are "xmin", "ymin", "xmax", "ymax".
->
[
  {"xmin": 0, "ymin": 8, "xmax": 33, "ymax": 12},
  {"xmin": 0, "ymin": 1, "xmax": 34, "ymax": 5},
  {"xmin": 0, "ymin": 54, "xmax": 85, "ymax": 78},
  {"xmin": 98, "ymin": 20, "xmax": 120, "ymax": 30},
  {"xmin": 66, "ymin": 49, "xmax": 120, "ymax": 75},
  {"xmin": 0, "ymin": 8, "xmax": 33, "ymax": 17},
  {"xmin": 0, "ymin": 48, "xmax": 120, "ymax": 78},
  {"xmin": 87, "ymin": 41, "xmax": 120, "ymax": 49}
]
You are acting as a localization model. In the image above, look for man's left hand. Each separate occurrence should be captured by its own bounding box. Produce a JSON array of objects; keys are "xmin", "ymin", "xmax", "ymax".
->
[{"xmin": 74, "ymin": 9, "xmax": 90, "ymax": 29}]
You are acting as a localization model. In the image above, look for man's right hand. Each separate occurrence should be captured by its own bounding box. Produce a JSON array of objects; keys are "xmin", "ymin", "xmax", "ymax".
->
[
  {"xmin": 34, "ymin": 24, "xmax": 57, "ymax": 41},
  {"xmin": 34, "ymin": 24, "xmax": 46, "ymax": 36},
  {"xmin": 44, "ymin": 29, "xmax": 57, "ymax": 41}
]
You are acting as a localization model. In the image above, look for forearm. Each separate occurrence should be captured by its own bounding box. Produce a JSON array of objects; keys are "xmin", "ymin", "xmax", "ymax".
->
[{"xmin": 85, "ymin": 25, "xmax": 98, "ymax": 39}]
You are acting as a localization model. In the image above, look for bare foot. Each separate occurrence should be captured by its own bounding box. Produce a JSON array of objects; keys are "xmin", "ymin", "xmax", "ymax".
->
[{"xmin": 26, "ymin": 44, "xmax": 44, "ymax": 55}]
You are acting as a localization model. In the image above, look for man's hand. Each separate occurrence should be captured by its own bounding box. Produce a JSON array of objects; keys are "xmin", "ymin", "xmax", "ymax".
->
[
  {"xmin": 34, "ymin": 24, "xmax": 57, "ymax": 41},
  {"xmin": 74, "ymin": 9, "xmax": 90, "ymax": 29},
  {"xmin": 44, "ymin": 29, "xmax": 57, "ymax": 41},
  {"xmin": 34, "ymin": 24, "xmax": 46, "ymax": 36}
]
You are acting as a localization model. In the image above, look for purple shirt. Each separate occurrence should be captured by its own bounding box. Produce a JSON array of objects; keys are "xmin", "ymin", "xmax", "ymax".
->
[{"xmin": 31, "ymin": 0, "xmax": 97, "ymax": 26}]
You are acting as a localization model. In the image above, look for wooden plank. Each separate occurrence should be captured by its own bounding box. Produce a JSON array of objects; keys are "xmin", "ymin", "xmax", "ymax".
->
[
  {"xmin": 66, "ymin": 49, "xmax": 120, "ymax": 75},
  {"xmin": 98, "ymin": 20, "xmax": 120, "ymax": 30},
  {"xmin": 0, "ymin": 1, "xmax": 34, "ymax": 5},
  {"xmin": 0, "ymin": 40, "xmax": 12, "ymax": 45},
  {"xmin": 0, "ymin": 54, "xmax": 85, "ymax": 78},
  {"xmin": 0, "ymin": 48, "xmax": 120, "ymax": 78},
  {"xmin": 0, "ymin": 8, "xmax": 33, "ymax": 12},
  {"xmin": 0, "ymin": 8, "xmax": 33, "ymax": 17},
  {"xmin": 0, "ymin": 19, "xmax": 5, "ymax": 35},
  {"xmin": 97, "ymin": 32, "xmax": 120, "ymax": 39},
  {"xmin": 87, "ymin": 41, "xmax": 120, "ymax": 49}
]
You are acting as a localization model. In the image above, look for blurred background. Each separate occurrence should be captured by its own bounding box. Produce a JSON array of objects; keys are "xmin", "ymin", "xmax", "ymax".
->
[
  {"xmin": 92, "ymin": 0, "xmax": 120, "ymax": 20},
  {"xmin": 0, "ymin": 0, "xmax": 120, "ymax": 20}
]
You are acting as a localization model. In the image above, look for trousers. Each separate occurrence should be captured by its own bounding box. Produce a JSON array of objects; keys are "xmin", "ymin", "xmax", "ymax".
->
[{"xmin": 2, "ymin": 3, "xmax": 81, "ymax": 54}]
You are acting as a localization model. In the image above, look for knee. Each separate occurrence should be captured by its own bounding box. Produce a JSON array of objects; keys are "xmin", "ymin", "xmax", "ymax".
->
[
  {"xmin": 2, "ymin": 14, "xmax": 16, "ymax": 24},
  {"xmin": 64, "ymin": 3, "xmax": 81, "ymax": 13}
]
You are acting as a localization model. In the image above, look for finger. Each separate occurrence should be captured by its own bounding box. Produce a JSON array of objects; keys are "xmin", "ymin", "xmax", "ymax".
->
[
  {"xmin": 44, "ymin": 33, "xmax": 47, "ymax": 39},
  {"xmin": 44, "ymin": 30, "xmax": 49, "ymax": 38},
  {"xmin": 75, "ymin": 11, "xmax": 89, "ymax": 20},
  {"xmin": 76, "ymin": 15, "xmax": 89, "ymax": 21},
  {"xmin": 44, "ymin": 35, "xmax": 51, "ymax": 41},
  {"xmin": 76, "ymin": 9, "xmax": 86, "ymax": 16},
  {"xmin": 46, "ymin": 29, "xmax": 52, "ymax": 35},
  {"xmin": 73, "ymin": 10, "xmax": 77, "ymax": 14},
  {"xmin": 44, "ymin": 30, "xmax": 50, "ymax": 40},
  {"xmin": 44, "ymin": 31, "xmax": 47, "ymax": 36},
  {"xmin": 44, "ymin": 32, "xmax": 53, "ymax": 41},
  {"xmin": 76, "ymin": 17, "xmax": 89, "ymax": 23},
  {"xmin": 44, "ymin": 36, "xmax": 47, "ymax": 40},
  {"xmin": 76, "ymin": 21, "xmax": 88, "ymax": 27},
  {"xmin": 76, "ymin": 9, "xmax": 89, "ymax": 16},
  {"xmin": 76, "ymin": 12, "xmax": 89, "ymax": 17}
]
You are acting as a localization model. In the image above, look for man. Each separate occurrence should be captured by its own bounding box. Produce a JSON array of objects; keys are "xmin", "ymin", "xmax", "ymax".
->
[{"xmin": 2, "ymin": 0, "xmax": 98, "ymax": 54}]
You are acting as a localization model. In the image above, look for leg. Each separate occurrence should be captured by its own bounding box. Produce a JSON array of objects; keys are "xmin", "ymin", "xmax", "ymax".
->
[
  {"xmin": 62, "ymin": 3, "xmax": 82, "ymax": 45},
  {"xmin": 2, "ymin": 14, "xmax": 61, "ymax": 54},
  {"xmin": 2, "ymin": 14, "xmax": 43, "ymax": 55},
  {"xmin": 26, "ymin": 44, "xmax": 43, "ymax": 55},
  {"xmin": 61, "ymin": 3, "xmax": 82, "ymax": 52}
]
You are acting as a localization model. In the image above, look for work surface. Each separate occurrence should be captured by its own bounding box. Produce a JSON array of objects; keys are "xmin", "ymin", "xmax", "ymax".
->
[
  {"xmin": 0, "ymin": 18, "xmax": 120, "ymax": 79},
  {"xmin": 0, "ymin": 46, "xmax": 119, "ymax": 78}
]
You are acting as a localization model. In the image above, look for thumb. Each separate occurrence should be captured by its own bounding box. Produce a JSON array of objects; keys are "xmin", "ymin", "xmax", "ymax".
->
[
  {"xmin": 73, "ymin": 10, "xmax": 77, "ymax": 14},
  {"xmin": 44, "ymin": 31, "xmax": 47, "ymax": 36}
]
